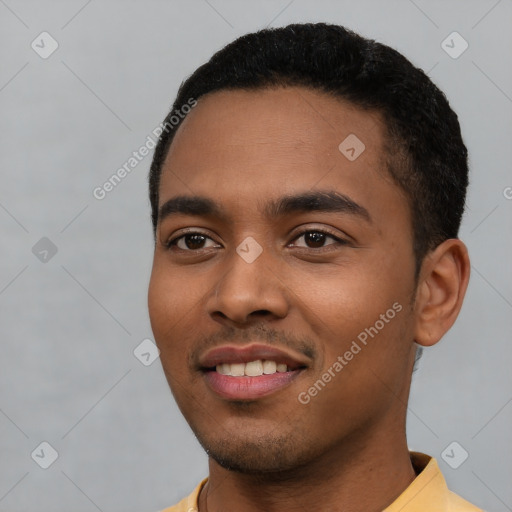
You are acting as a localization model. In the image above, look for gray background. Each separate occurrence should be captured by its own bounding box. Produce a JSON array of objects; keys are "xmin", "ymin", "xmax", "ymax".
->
[{"xmin": 1, "ymin": 0, "xmax": 511, "ymax": 511}]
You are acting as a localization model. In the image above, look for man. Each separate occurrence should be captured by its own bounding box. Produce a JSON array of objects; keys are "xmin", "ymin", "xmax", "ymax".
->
[{"xmin": 147, "ymin": 22, "xmax": 481, "ymax": 511}]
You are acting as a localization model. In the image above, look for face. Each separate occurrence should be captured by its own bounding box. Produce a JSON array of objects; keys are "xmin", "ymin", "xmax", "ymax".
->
[{"xmin": 148, "ymin": 87, "xmax": 418, "ymax": 474}]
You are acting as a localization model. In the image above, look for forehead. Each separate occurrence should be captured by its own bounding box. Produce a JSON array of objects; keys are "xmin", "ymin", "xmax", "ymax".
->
[
  {"xmin": 158, "ymin": 87, "xmax": 405, "ymax": 224},
  {"xmin": 165, "ymin": 86, "xmax": 386, "ymax": 172}
]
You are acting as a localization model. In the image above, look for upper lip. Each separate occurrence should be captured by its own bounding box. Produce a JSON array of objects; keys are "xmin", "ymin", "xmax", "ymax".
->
[{"xmin": 198, "ymin": 343, "xmax": 310, "ymax": 371}]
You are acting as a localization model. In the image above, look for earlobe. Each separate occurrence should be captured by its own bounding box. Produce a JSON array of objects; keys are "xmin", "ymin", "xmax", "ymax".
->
[{"xmin": 413, "ymin": 239, "xmax": 470, "ymax": 347}]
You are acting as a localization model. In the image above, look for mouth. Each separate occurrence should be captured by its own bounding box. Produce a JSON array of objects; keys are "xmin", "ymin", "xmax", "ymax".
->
[{"xmin": 199, "ymin": 344, "xmax": 309, "ymax": 400}]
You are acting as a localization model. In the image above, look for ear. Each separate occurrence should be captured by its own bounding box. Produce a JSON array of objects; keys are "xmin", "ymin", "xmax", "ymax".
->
[{"xmin": 413, "ymin": 239, "xmax": 470, "ymax": 347}]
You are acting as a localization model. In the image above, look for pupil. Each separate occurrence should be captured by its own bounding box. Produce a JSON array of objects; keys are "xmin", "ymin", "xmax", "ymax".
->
[
  {"xmin": 306, "ymin": 232, "xmax": 325, "ymax": 248},
  {"xmin": 186, "ymin": 234, "xmax": 205, "ymax": 250}
]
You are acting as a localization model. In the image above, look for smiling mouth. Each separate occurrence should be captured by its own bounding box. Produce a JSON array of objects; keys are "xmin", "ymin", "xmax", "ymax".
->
[
  {"xmin": 198, "ymin": 343, "xmax": 310, "ymax": 399},
  {"xmin": 205, "ymin": 359, "xmax": 305, "ymax": 377},
  {"xmin": 201, "ymin": 360, "xmax": 307, "ymax": 400}
]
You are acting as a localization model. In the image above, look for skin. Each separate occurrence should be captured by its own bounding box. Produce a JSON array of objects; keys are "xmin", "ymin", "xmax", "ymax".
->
[{"xmin": 148, "ymin": 86, "xmax": 470, "ymax": 512}]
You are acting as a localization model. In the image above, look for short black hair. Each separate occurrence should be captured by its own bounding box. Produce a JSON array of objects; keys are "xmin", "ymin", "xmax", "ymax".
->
[{"xmin": 148, "ymin": 22, "xmax": 468, "ymax": 276}]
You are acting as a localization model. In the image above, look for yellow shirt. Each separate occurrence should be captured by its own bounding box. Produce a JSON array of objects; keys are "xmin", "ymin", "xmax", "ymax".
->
[{"xmin": 160, "ymin": 452, "xmax": 483, "ymax": 512}]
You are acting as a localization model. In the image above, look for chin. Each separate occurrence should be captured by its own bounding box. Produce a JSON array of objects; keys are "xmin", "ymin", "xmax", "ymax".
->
[{"xmin": 195, "ymin": 430, "xmax": 316, "ymax": 475}]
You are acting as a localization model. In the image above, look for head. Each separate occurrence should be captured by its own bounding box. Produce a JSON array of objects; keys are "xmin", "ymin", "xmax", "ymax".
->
[{"xmin": 147, "ymin": 23, "xmax": 470, "ymax": 475}]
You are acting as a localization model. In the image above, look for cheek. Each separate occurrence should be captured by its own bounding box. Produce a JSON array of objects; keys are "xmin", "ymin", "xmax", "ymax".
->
[
  {"xmin": 297, "ymin": 259, "xmax": 412, "ymax": 372},
  {"xmin": 148, "ymin": 256, "xmax": 201, "ymax": 327},
  {"xmin": 298, "ymin": 262, "xmax": 400, "ymax": 326},
  {"xmin": 148, "ymin": 258, "xmax": 213, "ymax": 372},
  {"xmin": 147, "ymin": 260, "xmax": 192, "ymax": 358},
  {"xmin": 147, "ymin": 271, "xmax": 192, "ymax": 402},
  {"xmin": 148, "ymin": 267, "xmax": 173, "ymax": 336}
]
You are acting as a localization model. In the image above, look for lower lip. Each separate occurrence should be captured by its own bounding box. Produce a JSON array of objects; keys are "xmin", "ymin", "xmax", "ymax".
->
[{"xmin": 203, "ymin": 369, "xmax": 303, "ymax": 400}]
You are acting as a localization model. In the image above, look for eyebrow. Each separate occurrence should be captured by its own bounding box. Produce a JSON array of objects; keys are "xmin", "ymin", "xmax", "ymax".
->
[{"xmin": 158, "ymin": 189, "xmax": 372, "ymax": 224}]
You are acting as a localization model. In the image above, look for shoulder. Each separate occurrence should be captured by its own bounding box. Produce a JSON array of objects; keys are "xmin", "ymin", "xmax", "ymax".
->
[
  {"xmin": 385, "ymin": 452, "xmax": 484, "ymax": 512},
  {"xmin": 447, "ymin": 489, "xmax": 485, "ymax": 511},
  {"xmin": 158, "ymin": 478, "xmax": 207, "ymax": 512}
]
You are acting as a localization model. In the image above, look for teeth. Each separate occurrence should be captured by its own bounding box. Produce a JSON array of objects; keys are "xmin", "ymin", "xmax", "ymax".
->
[
  {"xmin": 245, "ymin": 360, "xmax": 263, "ymax": 377},
  {"xmin": 217, "ymin": 363, "xmax": 230, "ymax": 375},
  {"xmin": 230, "ymin": 363, "xmax": 245, "ymax": 377},
  {"xmin": 262, "ymin": 360, "xmax": 277, "ymax": 374},
  {"xmin": 215, "ymin": 359, "xmax": 290, "ymax": 376}
]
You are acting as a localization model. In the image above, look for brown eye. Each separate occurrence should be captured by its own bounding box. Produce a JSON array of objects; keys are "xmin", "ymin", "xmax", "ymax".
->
[
  {"xmin": 304, "ymin": 231, "xmax": 328, "ymax": 248},
  {"xmin": 166, "ymin": 233, "xmax": 219, "ymax": 251},
  {"xmin": 292, "ymin": 230, "xmax": 346, "ymax": 249}
]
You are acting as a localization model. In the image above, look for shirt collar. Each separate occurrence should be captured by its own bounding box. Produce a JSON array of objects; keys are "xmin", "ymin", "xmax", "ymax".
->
[
  {"xmin": 187, "ymin": 452, "xmax": 452, "ymax": 512},
  {"xmin": 384, "ymin": 452, "xmax": 450, "ymax": 511}
]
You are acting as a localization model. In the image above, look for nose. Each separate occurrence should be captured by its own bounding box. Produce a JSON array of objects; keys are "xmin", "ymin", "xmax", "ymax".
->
[{"xmin": 207, "ymin": 242, "xmax": 289, "ymax": 325}]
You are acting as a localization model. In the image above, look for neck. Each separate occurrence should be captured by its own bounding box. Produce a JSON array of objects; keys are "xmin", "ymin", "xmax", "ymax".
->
[{"xmin": 199, "ymin": 425, "xmax": 417, "ymax": 512}]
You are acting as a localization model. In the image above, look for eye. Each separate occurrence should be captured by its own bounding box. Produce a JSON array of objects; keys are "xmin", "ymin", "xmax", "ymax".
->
[
  {"xmin": 290, "ymin": 229, "xmax": 347, "ymax": 249},
  {"xmin": 166, "ymin": 232, "xmax": 220, "ymax": 251},
  {"xmin": 165, "ymin": 228, "xmax": 348, "ymax": 252}
]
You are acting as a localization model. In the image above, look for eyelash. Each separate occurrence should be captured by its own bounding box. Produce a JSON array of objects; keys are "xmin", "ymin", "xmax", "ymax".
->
[{"xmin": 165, "ymin": 228, "xmax": 348, "ymax": 252}]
